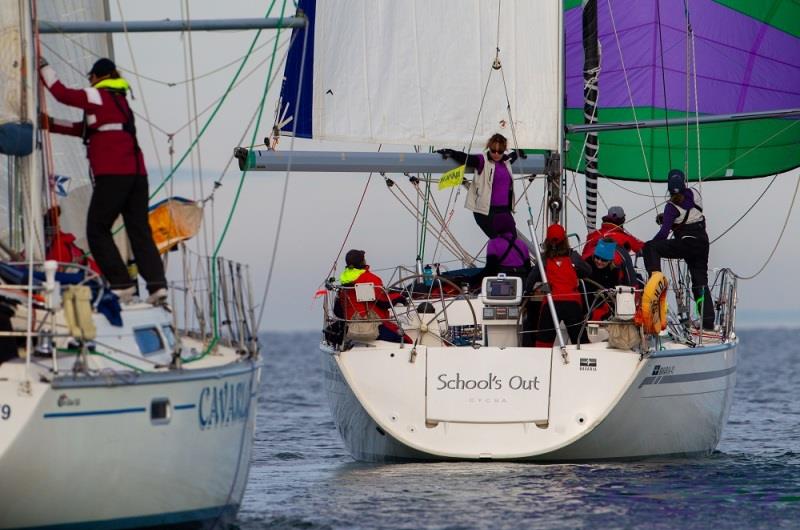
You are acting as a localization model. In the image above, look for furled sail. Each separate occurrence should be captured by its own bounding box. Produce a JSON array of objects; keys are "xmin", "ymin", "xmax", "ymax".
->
[
  {"xmin": 564, "ymin": 0, "xmax": 800, "ymax": 181},
  {"xmin": 0, "ymin": 1, "xmax": 31, "ymax": 156},
  {"xmin": 280, "ymin": 0, "xmax": 562, "ymax": 150}
]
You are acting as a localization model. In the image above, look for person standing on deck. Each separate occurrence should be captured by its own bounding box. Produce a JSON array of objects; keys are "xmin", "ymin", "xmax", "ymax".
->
[
  {"xmin": 39, "ymin": 57, "xmax": 166, "ymax": 304},
  {"xmin": 642, "ymin": 169, "xmax": 715, "ymax": 330},
  {"xmin": 437, "ymin": 133, "xmax": 525, "ymax": 238}
]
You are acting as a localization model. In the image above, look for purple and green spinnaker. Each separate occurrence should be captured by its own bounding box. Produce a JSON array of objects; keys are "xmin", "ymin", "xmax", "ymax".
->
[{"xmin": 564, "ymin": 0, "xmax": 800, "ymax": 182}]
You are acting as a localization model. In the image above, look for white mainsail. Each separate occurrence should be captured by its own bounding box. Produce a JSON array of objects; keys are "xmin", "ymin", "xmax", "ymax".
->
[
  {"xmin": 39, "ymin": 0, "xmax": 113, "ymax": 251},
  {"xmin": 307, "ymin": 0, "xmax": 561, "ymax": 149}
]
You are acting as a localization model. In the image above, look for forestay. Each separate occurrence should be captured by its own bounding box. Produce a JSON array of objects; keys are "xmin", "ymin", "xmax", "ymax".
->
[{"xmin": 281, "ymin": 0, "xmax": 562, "ymax": 150}]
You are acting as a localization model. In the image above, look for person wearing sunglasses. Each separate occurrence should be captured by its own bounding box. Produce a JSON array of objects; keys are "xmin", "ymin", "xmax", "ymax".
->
[
  {"xmin": 436, "ymin": 133, "xmax": 526, "ymax": 238},
  {"xmin": 39, "ymin": 56, "xmax": 167, "ymax": 305},
  {"xmin": 584, "ymin": 238, "xmax": 637, "ymax": 320}
]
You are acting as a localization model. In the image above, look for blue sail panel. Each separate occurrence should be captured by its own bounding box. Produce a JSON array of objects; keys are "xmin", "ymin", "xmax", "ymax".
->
[{"xmin": 279, "ymin": 0, "xmax": 316, "ymax": 138}]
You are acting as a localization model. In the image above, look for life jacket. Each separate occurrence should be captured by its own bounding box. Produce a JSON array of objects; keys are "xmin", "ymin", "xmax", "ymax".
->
[
  {"xmin": 82, "ymin": 78, "xmax": 142, "ymax": 175},
  {"xmin": 673, "ymin": 188, "xmax": 705, "ymax": 229},
  {"xmin": 544, "ymin": 256, "xmax": 581, "ymax": 304}
]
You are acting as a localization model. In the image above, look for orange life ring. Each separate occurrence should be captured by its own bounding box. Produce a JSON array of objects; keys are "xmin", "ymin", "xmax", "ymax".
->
[{"xmin": 641, "ymin": 272, "xmax": 668, "ymax": 335}]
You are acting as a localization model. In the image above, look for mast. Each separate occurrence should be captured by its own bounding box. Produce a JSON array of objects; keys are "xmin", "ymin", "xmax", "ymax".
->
[
  {"xmin": 546, "ymin": 0, "xmax": 566, "ymax": 227},
  {"xmin": 581, "ymin": 0, "xmax": 600, "ymax": 232}
]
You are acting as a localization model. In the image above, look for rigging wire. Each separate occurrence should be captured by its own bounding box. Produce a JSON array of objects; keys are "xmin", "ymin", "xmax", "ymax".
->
[
  {"xmin": 199, "ymin": 0, "xmax": 285, "ymax": 349},
  {"xmin": 730, "ymin": 171, "xmax": 800, "ymax": 281},
  {"xmin": 710, "ymin": 175, "xmax": 778, "ymax": 245},
  {"xmin": 606, "ymin": 0, "xmax": 659, "ymax": 211},
  {"xmin": 180, "ymin": 0, "xmax": 213, "ymax": 270},
  {"xmin": 655, "ymin": 0, "xmax": 673, "ymax": 168},
  {"xmin": 253, "ymin": 0, "xmax": 302, "ymax": 333},
  {"xmin": 114, "ymin": 0, "xmax": 165, "ymax": 180}
]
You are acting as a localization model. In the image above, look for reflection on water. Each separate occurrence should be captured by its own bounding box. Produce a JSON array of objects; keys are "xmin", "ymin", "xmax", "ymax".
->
[{"xmin": 237, "ymin": 330, "xmax": 800, "ymax": 529}]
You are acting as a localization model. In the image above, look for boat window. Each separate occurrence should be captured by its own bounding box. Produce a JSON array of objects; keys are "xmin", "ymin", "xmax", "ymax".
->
[
  {"xmin": 150, "ymin": 398, "xmax": 171, "ymax": 425},
  {"xmin": 134, "ymin": 327, "xmax": 164, "ymax": 355},
  {"xmin": 161, "ymin": 324, "xmax": 176, "ymax": 349}
]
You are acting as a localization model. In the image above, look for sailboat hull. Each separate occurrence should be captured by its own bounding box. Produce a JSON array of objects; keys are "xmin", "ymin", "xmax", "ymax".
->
[
  {"xmin": 0, "ymin": 357, "xmax": 260, "ymax": 530},
  {"xmin": 321, "ymin": 340, "xmax": 736, "ymax": 462}
]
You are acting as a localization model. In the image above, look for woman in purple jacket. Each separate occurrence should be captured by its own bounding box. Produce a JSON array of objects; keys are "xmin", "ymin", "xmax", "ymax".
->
[
  {"xmin": 643, "ymin": 169, "xmax": 714, "ymax": 329},
  {"xmin": 437, "ymin": 133, "xmax": 524, "ymax": 238}
]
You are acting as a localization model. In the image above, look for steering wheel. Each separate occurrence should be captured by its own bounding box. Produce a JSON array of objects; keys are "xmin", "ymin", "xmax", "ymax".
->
[{"xmin": 385, "ymin": 274, "xmax": 479, "ymax": 347}]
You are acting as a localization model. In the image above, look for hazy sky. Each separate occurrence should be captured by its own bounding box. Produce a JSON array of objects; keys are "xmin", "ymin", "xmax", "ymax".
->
[{"xmin": 101, "ymin": 1, "xmax": 799, "ymax": 331}]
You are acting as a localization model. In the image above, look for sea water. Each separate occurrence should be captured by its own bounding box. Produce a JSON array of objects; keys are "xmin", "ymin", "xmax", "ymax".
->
[{"xmin": 237, "ymin": 329, "xmax": 800, "ymax": 529}]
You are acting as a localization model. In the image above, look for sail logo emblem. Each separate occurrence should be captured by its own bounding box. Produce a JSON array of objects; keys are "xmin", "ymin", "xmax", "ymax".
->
[
  {"xmin": 651, "ymin": 365, "xmax": 675, "ymax": 376},
  {"xmin": 579, "ymin": 358, "xmax": 597, "ymax": 371}
]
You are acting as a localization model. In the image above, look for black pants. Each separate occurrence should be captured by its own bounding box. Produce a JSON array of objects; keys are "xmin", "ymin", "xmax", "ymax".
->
[
  {"xmin": 643, "ymin": 233, "xmax": 714, "ymax": 329},
  {"xmin": 473, "ymin": 205, "xmax": 511, "ymax": 238},
  {"xmin": 87, "ymin": 175, "xmax": 166, "ymax": 293},
  {"xmin": 535, "ymin": 300, "xmax": 588, "ymax": 346}
]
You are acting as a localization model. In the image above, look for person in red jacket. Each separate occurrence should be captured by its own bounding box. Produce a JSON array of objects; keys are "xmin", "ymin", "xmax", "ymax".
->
[
  {"xmin": 582, "ymin": 206, "xmax": 644, "ymax": 267},
  {"xmin": 525, "ymin": 224, "xmax": 590, "ymax": 347},
  {"xmin": 39, "ymin": 57, "xmax": 166, "ymax": 304},
  {"xmin": 337, "ymin": 249, "xmax": 410, "ymax": 343},
  {"xmin": 43, "ymin": 207, "xmax": 100, "ymax": 274}
]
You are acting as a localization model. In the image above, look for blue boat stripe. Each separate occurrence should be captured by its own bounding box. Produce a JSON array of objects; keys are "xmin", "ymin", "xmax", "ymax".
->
[
  {"xmin": 639, "ymin": 366, "xmax": 736, "ymax": 388},
  {"xmin": 174, "ymin": 403, "xmax": 195, "ymax": 410},
  {"xmin": 44, "ymin": 407, "xmax": 146, "ymax": 419}
]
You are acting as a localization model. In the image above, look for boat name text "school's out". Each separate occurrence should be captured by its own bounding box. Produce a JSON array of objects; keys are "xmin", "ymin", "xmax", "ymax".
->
[
  {"xmin": 198, "ymin": 381, "xmax": 251, "ymax": 430},
  {"xmin": 436, "ymin": 372, "xmax": 541, "ymax": 391}
]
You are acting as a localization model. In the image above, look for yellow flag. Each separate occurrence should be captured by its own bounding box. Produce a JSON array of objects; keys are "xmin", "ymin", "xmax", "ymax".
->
[{"xmin": 438, "ymin": 164, "xmax": 465, "ymax": 190}]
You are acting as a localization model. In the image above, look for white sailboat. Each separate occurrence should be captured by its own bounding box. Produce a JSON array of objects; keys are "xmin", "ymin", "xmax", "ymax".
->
[
  {"xmin": 237, "ymin": 0, "xmax": 798, "ymax": 462},
  {"xmin": 0, "ymin": 2, "xmax": 301, "ymax": 527}
]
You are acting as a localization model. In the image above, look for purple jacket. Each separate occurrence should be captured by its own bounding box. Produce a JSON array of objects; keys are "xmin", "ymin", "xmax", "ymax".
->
[
  {"xmin": 487, "ymin": 234, "xmax": 529, "ymax": 267},
  {"xmin": 653, "ymin": 189, "xmax": 701, "ymax": 240},
  {"xmin": 476, "ymin": 154, "xmax": 513, "ymax": 208}
]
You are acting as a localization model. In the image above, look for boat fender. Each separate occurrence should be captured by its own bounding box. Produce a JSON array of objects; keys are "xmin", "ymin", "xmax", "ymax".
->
[{"xmin": 640, "ymin": 272, "xmax": 668, "ymax": 335}]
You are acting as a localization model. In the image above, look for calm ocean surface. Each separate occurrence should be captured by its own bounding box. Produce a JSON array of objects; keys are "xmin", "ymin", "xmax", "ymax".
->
[{"xmin": 236, "ymin": 329, "xmax": 800, "ymax": 529}]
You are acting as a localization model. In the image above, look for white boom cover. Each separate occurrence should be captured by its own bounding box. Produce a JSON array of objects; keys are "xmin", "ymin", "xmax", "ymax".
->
[{"xmin": 311, "ymin": 0, "xmax": 561, "ymax": 149}]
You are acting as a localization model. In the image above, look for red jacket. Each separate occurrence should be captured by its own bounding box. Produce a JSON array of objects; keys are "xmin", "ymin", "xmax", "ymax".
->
[
  {"xmin": 545, "ymin": 256, "xmax": 582, "ymax": 304},
  {"xmin": 340, "ymin": 267, "xmax": 406, "ymax": 338},
  {"xmin": 582, "ymin": 222, "xmax": 644, "ymax": 266},
  {"xmin": 40, "ymin": 66, "xmax": 146, "ymax": 177},
  {"xmin": 47, "ymin": 231, "xmax": 101, "ymax": 274}
]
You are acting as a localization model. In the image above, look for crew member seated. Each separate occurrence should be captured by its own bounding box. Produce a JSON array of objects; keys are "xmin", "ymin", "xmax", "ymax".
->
[
  {"xmin": 523, "ymin": 224, "xmax": 591, "ymax": 347},
  {"xmin": 482, "ymin": 212, "xmax": 530, "ymax": 281},
  {"xmin": 44, "ymin": 206, "xmax": 101, "ymax": 274},
  {"xmin": 584, "ymin": 238, "xmax": 636, "ymax": 321},
  {"xmin": 336, "ymin": 249, "xmax": 410, "ymax": 344}
]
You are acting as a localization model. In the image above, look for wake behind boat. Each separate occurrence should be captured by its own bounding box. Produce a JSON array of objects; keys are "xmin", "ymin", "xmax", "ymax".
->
[{"xmin": 234, "ymin": 0, "xmax": 799, "ymax": 462}]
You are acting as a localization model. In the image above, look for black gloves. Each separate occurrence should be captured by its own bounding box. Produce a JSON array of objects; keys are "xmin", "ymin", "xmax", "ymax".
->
[
  {"xmin": 656, "ymin": 213, "xmax": 664, "ymax": 225},
  {"xmin": 436, "ymin": 148, "xmax": 455, "ymax": 159},
  {"xmin": 39, "ymin": 56, "xmax": 48, "ymax": 68}
]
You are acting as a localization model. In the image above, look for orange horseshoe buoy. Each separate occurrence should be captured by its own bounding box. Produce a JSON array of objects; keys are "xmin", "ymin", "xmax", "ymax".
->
[{"xmin": 641, "ymin": 272, "xmax": 668, "ymax": 335}]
